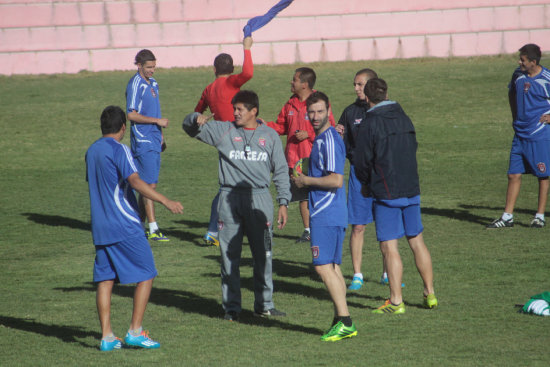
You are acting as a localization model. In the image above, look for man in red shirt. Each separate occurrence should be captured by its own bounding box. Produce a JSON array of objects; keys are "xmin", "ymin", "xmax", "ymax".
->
[
  {"xmin": 267, "ymin": 67, "xmax": 335, "ymax": 242},
  {"xmin": 194, "ymin": 37, "xmax": 254, "ymax": 245}
]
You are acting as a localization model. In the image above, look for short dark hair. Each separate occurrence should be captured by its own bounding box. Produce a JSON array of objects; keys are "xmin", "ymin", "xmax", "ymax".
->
[
  {"xmin": 296, "ymin": 67, "xmax": 316, "ymax": 89},
  {"xmin": 519, "ymin": 43, "xmax": 542, "ymax": 65},
  {"xmin": 356, "ymin": 68, "xmax": 378, "ymax": 79},
  {"xmin": 232, "ymin": 90, "xmax": 259, "ymax": 116},
  {"xmin": 100, "ymin": 106, "xmax": 126, "ymax": 135},
  {"xmin": 134, "ymin": 49, "xmax": 156, "ymax": 65},
  {"xmin": 364, "ymin": 78, "xmax": 388, "ymax": 104},
  {"xmin": 214, "ymin": 53, "xmax": 234, "ymax": 76},
  {"xmin": 306, "ymin": 91, "xmax": 329, "ymax": 110}
]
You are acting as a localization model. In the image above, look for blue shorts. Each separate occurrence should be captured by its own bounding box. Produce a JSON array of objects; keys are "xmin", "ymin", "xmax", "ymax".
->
[
  {"xmin": 374, "ymin": 197, "xmax": 423, "ymax": 242},
  {"xmin": 134, "ymin": 151, "xmax": 161, "ymax": 184},
  {"xmin": 347, "ymin": 165, "xmax": 374, "ymax": 225},
  {"xmin": 93, "ymin": 234, "xmax": 158, "ymax": 284},
  {"xmin": 310, "ymin": 226, "xmax": 346, "ymax": 266},
  {"xmin": 508, "ymin": 136, "xmax": 550, "ymax": 177}
]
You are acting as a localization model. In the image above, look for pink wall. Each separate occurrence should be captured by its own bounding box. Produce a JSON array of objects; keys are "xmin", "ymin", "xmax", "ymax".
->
[{"xmin": 1, "ymin": 0, "xmax": 549, "ymax": 75}]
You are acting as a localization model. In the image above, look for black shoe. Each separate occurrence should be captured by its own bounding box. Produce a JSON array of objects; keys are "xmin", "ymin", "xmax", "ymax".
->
[
  {"xmin": 224, "ymin": 311, "xmax": 239, "ymax": 321},
  {"xmin": 530, "ymin": 217, "xmax": 545, "ymax": 228},
  {"xmin": 295, "ymin": 230, "xmax": 311, "ymax": 243},
  {"xmin": 254, "ymin": 308, "xmax": 287, "ymax": 317},
  {"xmin": 486, "ymin": 217, "xmax": 513, "ymax": 229}
]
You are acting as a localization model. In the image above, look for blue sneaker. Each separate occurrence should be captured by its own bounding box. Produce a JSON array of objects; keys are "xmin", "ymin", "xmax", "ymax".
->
[
  {"xmin": 99, "ymin": 337, "xmax": 122, "ymax": 351},
  {"xmin": 204, "ymin": 232, "xmax": 219, "ymax": 246},
  {"xmin": 380, "ymin": 275, "xmax": 405, "ymax": 288},
  {"xmin": 348, "ymin": 276, "xmax": 363, "ymax": 290},
  {"xmin": 124, "ymin": 330, "xmax": 160, "ymax": 349}
]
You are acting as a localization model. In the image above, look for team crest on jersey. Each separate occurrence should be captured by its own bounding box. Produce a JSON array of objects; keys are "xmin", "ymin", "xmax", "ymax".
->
[
  {"xmin": 537, "ymin": 162, "xmax": 546, "ymax": 173},
  {"xmin": 217, "ymin": 221, "xmax": 224, "ymax": 231},
  {"xmin": 150, "ymin": 87, "xmax": 157, "ymax": 97},
  {"xmin": 311, "ymin": 246, "xmax": 319, "ymax": 259},
  {"xmin": 234, "ymin": 136, "xmax": 243, "ymax": 142},
  {"xmin": 259, "ymin": 138, "xmax": 266, "ymax": 147},
  {"xmin": 288, "ymin": 111, "xmax": 294, "ymax": 116},
  {"xmin": 354, "ymin": 119, "xmax": 362, "ymax": 125},
  {"xmin": 524, "ymin": 82, "xmax": 531, "ymax": 93}
]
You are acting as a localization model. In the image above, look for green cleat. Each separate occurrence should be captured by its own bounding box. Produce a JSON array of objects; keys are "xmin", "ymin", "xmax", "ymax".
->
[
  {"xmin": 372, "ymin": 299, "xmax": 405, "ymax": 314},
  {"xmin": 424, "ymin": 294, "xmax": 438, "ymax": 309},
  {"xmin": 320, "ymin": 321, "xmax": 357, "ymax": 342}
]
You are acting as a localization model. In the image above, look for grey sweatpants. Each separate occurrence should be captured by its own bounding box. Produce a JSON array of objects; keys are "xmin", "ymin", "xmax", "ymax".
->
[{"xmin": 217, "ymin": 187, "xmax": 275, "ymax": 314}]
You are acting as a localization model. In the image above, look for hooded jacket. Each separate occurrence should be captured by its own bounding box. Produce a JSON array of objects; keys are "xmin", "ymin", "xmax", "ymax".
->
[{"xmin": 354, "ymin": 101, "xmax": 420, "ymax": 200}]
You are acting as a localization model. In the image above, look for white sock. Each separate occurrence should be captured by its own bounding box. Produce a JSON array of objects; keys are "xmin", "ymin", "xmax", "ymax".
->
[
  {"xmin": 305, "ymin": 228, "xmax": 310, "ymax": 233},
  {"xmin": 382, "ymin": 272, "xmax": 388, "ymax": 279},
  {"xmin": 129, "ymin": 326, "xmax": 142, "ymax": 336},
  {"xmin": 502, "ymin": 212, "xmax": 513, "ymax": 221},
  {"xmin": 536, "ymin": 213, "xmax": 545, "ymax": 221},
  {"xmin": 208, "ymin": 231, "xmax": 218, "ymax": 237},
  {"xmin": 149, "ymin": 222, "xmax": 159, "ymax": 233},
  {"xmin": 353, "ymin": 273, "xmax": 363, "ymax": 280}
]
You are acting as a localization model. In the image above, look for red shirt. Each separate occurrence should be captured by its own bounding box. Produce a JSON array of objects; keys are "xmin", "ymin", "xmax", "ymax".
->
[
  {"xmin": 194, "ymin": 50, "xmax": 253, "ymax": 122},
  {"xmin": 267, "ymin": 93, "xmax": 335, "ymax": 168}
]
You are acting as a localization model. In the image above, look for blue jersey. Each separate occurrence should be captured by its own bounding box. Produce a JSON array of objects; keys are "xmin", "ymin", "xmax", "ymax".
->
[
  {"xmin": 85, "ymin": 137, "xmax": 144, "ymax": 245},
  {"xmin": 126, "ymin": 72, "xmax": 162, "ymax": 156},
  {"xmin": 513, "ymin": 66, "xmax": 550, "ymax": 140},
  {"xmin": 308, "ymin": 126, "xmax": 347, "ymax": 227}
]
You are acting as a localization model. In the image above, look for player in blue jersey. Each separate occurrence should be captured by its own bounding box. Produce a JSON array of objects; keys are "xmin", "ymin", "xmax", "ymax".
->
[
  {"xmin": 86, "ymin": 106, "xmax": 183, "ymax": 351},
  {"xmin": 487, "ymin": 44, "xmax": 550, "ymax": 229},
  {"xmin": 336, "ymin": 68, "xmax": 390, "ymax": 290},
  {"xmin": 126, "ymin": 49, "xmax": 171, "ymax": 241},
  {"xmin": 293, "ymin": 91, "xmax": 357, "ymax": 342},
  {"xmin": 354, "ymin": 78, "xmax": 437, "ymax": 314}
]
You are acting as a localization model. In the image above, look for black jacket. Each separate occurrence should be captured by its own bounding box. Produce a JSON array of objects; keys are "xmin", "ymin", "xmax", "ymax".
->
[
  {"xmin": 337, "ymin": 98, "xmax": 369, "ymax": 164},
  {"xmin": 354, "ymin": 101, "xmax": 420, "ymax": 200}
]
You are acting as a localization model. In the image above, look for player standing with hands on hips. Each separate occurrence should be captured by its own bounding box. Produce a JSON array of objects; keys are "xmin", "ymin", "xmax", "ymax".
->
[
  {"xmin": 293, "ymin": 91, "xmax": 357, "ymax": 341},
  {"xmin": 126, "ymin": 49, "xmax": 171, "ymax": 241},
  {"xmin": 86, "ymin": 106, "xmax": 183, "ymax": 351},
  {"xmin": 183, "ymin": 90, "xmax": 290, "ymax": 322},
  {"xmin": 353, "ymin": 78, "xmax": 437, "ymax": 314}
]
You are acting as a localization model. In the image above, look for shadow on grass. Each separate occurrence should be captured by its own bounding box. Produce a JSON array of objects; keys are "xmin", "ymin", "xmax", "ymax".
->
[
  {"xmin": 202, "ymin": 255, "xmax": 319, "ymax": 282},
  {"xmin": 21, "ymin": 212, "xmax": 90, "ymax": 231},
  {"xmin": 159, "ymin": 228, "xmax": 204, "ymax": 246},
  {"xmin": 56, "ymin": 284, "xmax": 323, "ymax": 336},
  {"xmin": 0, "ymin": 315, "xmax": 100, "ymax": 349},
  {"xmin": 421, "ymin": 205, "xmax": 534, "ymax": 228},
  {"xmin": 173, "ymin": 219, "xmax": 209, "ymax": 229}
]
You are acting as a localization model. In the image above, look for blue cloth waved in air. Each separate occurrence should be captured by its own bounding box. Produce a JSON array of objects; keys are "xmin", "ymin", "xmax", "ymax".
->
[{"xmin": 243, "ymin": 0, "xmax": 294, "ymax": 37}]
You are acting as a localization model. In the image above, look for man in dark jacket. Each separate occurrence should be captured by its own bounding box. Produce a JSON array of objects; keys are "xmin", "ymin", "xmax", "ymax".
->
[
  {"xmin": 336, "ymin": 68, "xmax": 376, "ymax": 291},
  {"xmin": 354, "ymin": 78, "xmax": 437, "ymax": 314}
]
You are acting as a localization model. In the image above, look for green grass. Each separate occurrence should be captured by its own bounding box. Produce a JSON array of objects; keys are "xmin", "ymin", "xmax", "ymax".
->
[{"xmin": 1, "ymin": 54, "xmax": 549, "ymax": 366}]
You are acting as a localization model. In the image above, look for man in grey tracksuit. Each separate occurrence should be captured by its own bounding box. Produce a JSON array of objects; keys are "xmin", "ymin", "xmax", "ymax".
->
[{"xmin": 183, "ymin": 90, "xmax": 291, "ymax": 321}]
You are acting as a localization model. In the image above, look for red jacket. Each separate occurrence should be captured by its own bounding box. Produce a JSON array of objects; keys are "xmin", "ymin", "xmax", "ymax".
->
[
  {"xmin": 194, "ymin": 50, "xmax": 253, "ymax": 122},
  {"xmin": 267, "ymin": 93, "xmax": 335, "ymax": 168}
]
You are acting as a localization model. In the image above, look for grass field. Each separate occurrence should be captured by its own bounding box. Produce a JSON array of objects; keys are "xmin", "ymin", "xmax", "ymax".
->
[{"xmin": 1, "ymin": 54, "xmax": 549, "ymax": 366}]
